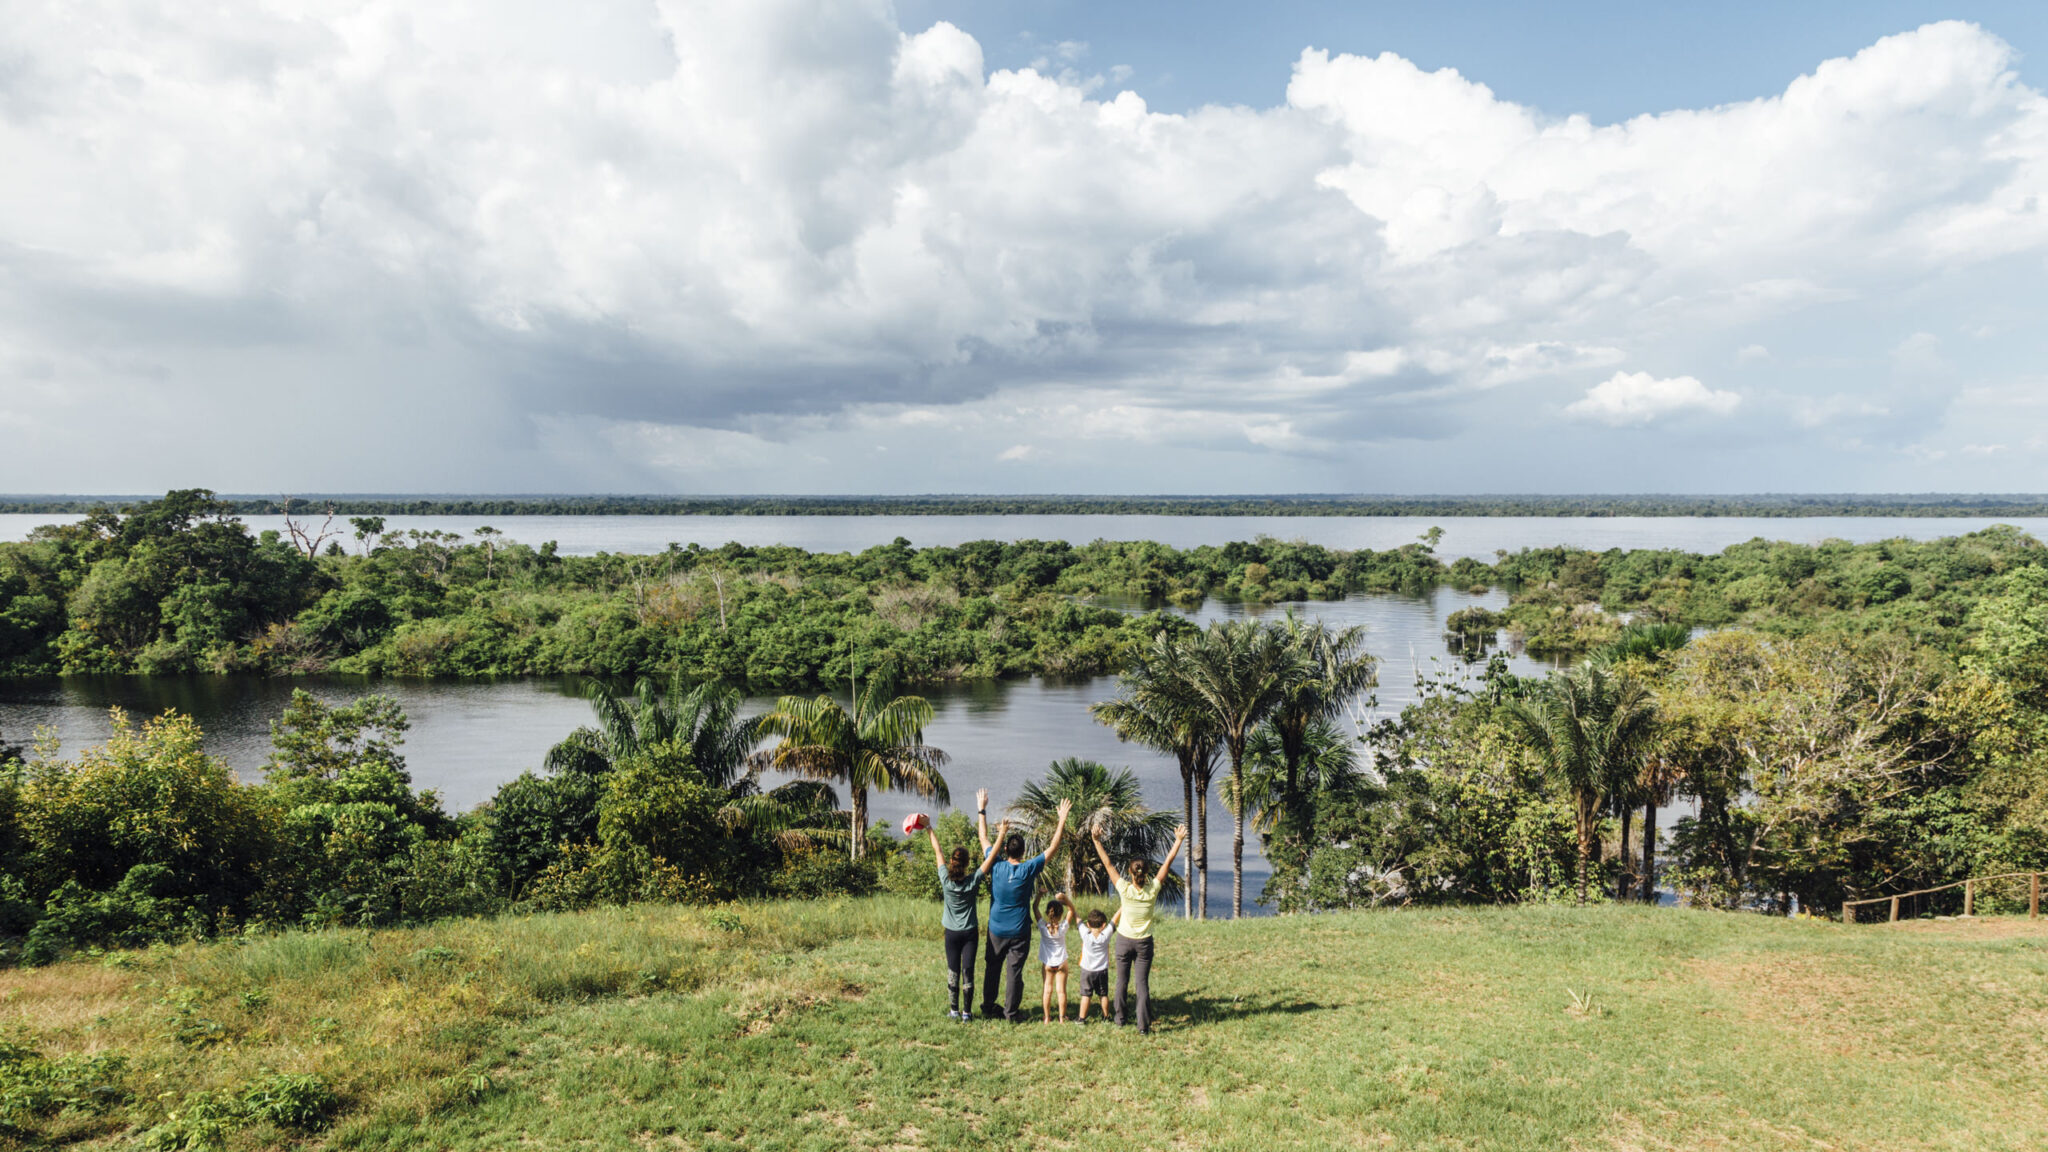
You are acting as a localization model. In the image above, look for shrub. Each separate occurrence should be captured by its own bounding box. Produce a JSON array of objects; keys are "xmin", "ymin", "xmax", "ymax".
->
[
  {"xmin": 21, "ymin": 864, "xmax": 207, "ymax": 965},
  {"xmin": 770, "ymin": 843, "xmax": 878, "ymax": 900},
  {"xmin": 240, "ymin": 1072, "xmax": 339, "ymax": 1131},
  {"xmin": 14, "ymin": 710, "xmax": 277, "ymax": 928}
]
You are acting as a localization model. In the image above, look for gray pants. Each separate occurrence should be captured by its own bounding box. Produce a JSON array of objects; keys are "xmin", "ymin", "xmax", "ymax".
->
[
  {"xmin": 982, "ymin": 931, "xmax": 1029, "ymax": 1020},
  {"xmin": 1114, "ymin": 934, "xmax": 1155, "ymax": 1033}
]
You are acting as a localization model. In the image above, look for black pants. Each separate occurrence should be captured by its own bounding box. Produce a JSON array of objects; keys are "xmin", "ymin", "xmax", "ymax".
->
[
  {"xmin": 981, "ymin": 931, "xmax": 1029, "ymax": 1020},
  {"xmin": 943, "ymin": 928, "xmax": 976, "ymax": 1013},
  {"xmin": 1114, "ymin": 934, "xmax": 1155, "ymax": 1033}
]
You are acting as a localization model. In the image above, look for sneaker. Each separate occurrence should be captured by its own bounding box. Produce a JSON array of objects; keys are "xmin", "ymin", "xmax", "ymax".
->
[{"xmin": 946, "ymin": 1010, "xmax": 960, "ymax": 1020}]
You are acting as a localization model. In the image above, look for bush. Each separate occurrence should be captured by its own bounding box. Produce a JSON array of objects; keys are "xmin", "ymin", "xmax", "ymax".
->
[
  {"xmin": 769, "ymin": 843, "xmax": 878, "ymax": 900},
  {"xmin": 239, "ymin": 1072, "xmax": 339, "ymax": 1131},
  {"xmin": 14, "ymin": 710, "xmax": 277, "ymax": 927},
  {"xmin": 21, "ymin": 864, "xmax": 207, "ymax": 965}
]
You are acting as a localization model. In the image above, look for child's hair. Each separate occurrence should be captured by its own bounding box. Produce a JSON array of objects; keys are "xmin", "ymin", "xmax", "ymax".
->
[
  {"xmin": 1085, "ymin": 909, "xmax": 1107, "ymax": 929},
  {"xmin": 946, "ymin": 846, "xmax": 970, "ymax": 883}
]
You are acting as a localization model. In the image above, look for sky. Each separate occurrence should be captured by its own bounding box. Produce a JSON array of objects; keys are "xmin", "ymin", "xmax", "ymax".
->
[{"xmin": 4, "ymin": 2, "xmax": 2048, "ymax": 495}]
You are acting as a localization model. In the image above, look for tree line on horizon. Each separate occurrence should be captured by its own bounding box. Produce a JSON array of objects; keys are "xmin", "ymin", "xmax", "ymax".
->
[{"xmin": 8, "ymin": 492, "xmax": 2048, "ymax": 517}]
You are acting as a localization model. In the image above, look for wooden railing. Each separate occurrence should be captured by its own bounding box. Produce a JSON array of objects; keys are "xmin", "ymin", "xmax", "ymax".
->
[{"xmin": 1842, "ymin": 872, "xmax": 2042, "ymax": 924}]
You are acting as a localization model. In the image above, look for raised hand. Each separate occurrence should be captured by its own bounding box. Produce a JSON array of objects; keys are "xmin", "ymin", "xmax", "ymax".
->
[
  {"xmin": 1056, "ymin": 798, "xmax": 1073, "ymax": 823},
  {"xmin": 1172, "ymin": 824, "xmax": 1189, "ymax": 842},
  {"xmin": 976, "ymin": 787, "xmax": 989, "ymax": 812}
]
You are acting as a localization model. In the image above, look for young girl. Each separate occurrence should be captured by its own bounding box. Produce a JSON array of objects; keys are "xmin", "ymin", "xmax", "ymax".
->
[
  {"xmin": 1074, "ymin": 907, "xmax": 1118, "ymax": 1022},
  {"xmin": 1037, "ymin": 892, "xmax": 1074, "ymax": 1023}
]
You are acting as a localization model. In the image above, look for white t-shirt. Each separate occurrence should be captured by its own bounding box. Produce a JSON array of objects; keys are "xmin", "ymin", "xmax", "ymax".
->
[
  {"xmin": 1038, "ymin": 918, "xmax": 1069, "ymax": 966},
  {"xmin": 1076, "ymin": 923, "xmax": 1113, "ymax": 972}
]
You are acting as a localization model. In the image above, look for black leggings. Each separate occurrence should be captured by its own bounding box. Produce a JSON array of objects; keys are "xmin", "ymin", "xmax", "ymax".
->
[{"xmin": 944, "ymin": 928, "xmax": 977, "ymax": 1012}]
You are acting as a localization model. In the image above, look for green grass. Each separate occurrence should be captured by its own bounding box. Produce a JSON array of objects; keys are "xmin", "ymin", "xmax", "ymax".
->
[{"xmin": 6, "ymin": 902, "xmax": 2048, "ymax": 1150}]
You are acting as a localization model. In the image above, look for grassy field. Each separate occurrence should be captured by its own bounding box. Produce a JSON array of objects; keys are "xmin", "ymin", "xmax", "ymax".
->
[{"xmin": 4, "ymin": 900, "xmax": 2047, "ymax": 1151}]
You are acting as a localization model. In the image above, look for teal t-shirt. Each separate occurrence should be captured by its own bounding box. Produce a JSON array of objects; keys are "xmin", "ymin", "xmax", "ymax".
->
[
  {"xmin": 939, "ymin": 865, "xmax": 986, "ymax": 932},
  {"xmin": 988, "ymin": 855, "xmax": 1046, "ymax": 937}
]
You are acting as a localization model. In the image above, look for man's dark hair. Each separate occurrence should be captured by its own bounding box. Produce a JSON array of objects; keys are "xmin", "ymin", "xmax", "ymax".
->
[{"xmin": 1003, "ymin": 832, "xmax": 1025, "ymax": 860}]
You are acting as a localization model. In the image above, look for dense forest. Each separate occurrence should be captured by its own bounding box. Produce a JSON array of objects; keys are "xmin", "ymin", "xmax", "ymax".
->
[
  {"xmin": 9, "ymin": 492, "xmax": 2048, "ymax": 517},
  {"xmin": 3, "ymin": 490, "xmax": 2047, "ymax": 685},
  {"xmin": 7, "ymin": 489, "xmax": 2048, "ymax": 985}
]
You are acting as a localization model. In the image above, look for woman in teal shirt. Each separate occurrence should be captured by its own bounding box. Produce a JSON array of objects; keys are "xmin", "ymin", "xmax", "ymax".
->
[{"xmin": 928, "ymin": 818, "xmax": 1004, "ymax": 1021}]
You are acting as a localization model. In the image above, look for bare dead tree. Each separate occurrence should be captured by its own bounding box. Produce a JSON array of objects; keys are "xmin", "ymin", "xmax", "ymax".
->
[{"xmin": 280, "ymin": 496, "xmax": 341, "ymax": 559}]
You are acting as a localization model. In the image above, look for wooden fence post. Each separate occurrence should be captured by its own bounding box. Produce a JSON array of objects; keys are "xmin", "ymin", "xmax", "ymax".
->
[
  {"xmin": 1965, "ymin": 879, "xmax": 1975, "ymax": 917},
  {"xmin": 1842, "ymin": 901, "xmax": 1852, "ymax": 925},
  {"xmin": 1890, "ymin": 895, "xmax": 1900, "ymax": 923},
  {"xmin": 2033, "ymin": 874, "xmax": 2040, "ymax": 920}
]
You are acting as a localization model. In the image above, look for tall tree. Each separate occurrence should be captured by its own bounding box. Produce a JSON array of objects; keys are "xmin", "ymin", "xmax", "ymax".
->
[
  {"xmin": 1265, "ymin": 614, "xmax": 1377, "ymax": 881},
  {"xmin": 1589, "ymin": 622, "xmax": 1693, "ymax": 901},
  {"xmin": 1503, "ymin": 666, "xmax": 1658, "ymax": 903},
  {"xmin": 753, "ymin": 680, "xmax": 950, "ymax": 860},
  {"xmin": 1092, "ymin": 632, "xmax": 1222, "ymax": 917},
  {"xmin": 1173, "ymin": 619, "xmax": 1303, "ymax": 918}
]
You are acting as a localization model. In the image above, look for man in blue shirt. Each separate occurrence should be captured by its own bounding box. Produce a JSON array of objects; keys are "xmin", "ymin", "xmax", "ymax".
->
[{"xmin": 981, "ymin": 797, "xmax": 1071, "ymax": 1021}]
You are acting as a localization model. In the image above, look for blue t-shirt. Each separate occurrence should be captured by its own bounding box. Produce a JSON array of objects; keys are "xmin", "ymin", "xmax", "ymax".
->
[{"xmin": 987, "ymin": 854, "xmax": 1046, "ymax": 937}]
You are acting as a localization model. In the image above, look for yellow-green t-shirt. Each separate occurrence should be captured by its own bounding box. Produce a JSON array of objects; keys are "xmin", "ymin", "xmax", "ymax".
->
[{"xmin": 1114, "ymin": 876, "xmax": 1163, "ymax": 940}]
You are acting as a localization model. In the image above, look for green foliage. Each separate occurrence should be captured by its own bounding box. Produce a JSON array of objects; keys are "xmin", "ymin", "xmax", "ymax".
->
[
  {"xmin": 1012, "ymin": 757, "xmax": 1179, "ymax": 896},
  {"xmin": 12, "ymin": 711, "xmax": 276, "ymax": 960},
  {"xmin": 0, "ymin": 1040, "xmax": 128, "ymax": 1137}
]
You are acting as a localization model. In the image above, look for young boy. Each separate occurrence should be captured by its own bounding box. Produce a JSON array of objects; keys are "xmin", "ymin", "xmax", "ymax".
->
[
  {"xmin": 1037, "ymin": 893, "xmax": 1074, "ymax": 1023},
  {"xmin": 1075, "ymin": 907, "xmax": 1118, "ymax": 1022}
]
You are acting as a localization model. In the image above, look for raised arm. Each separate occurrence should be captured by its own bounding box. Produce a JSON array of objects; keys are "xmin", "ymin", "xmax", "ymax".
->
[
  {"xmin": 926, "ymin": 824, "xmax": 947, "ymax": 873},
  {"xmin": 975, "ymin": 788, "xmax": 991, "ymax": 853},
  {"xmin": 1090, "ymin": 824, "xmax": 1122, "ymax": 889},
  {"xmin": 977, "ymin": 820, "xmax": 1008, "ymax": 877},
  {"xmin": 1042, "ymin": 798, "xmax": 1073, "ymax": 862},
  {"xmin": 1150, "ymin": 825, "xmax": 1189, "ymax": 892}
]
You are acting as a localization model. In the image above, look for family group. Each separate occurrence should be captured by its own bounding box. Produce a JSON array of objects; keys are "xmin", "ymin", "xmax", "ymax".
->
[{"xmin": 920, "ymin": 793, "xmax": 1189, "ymax": 1035}]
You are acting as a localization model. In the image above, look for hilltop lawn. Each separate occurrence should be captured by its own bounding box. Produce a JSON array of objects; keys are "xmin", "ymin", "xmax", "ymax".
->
[{"xmin": 4, "ymin": 901, "xmax": 2046, "ymax": 1150}]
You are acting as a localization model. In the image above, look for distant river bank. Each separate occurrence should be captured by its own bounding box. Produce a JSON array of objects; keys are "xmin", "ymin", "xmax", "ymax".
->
[{"xmin": 4, "ymin": 513, "xmax": 2044, "ymax": 562}]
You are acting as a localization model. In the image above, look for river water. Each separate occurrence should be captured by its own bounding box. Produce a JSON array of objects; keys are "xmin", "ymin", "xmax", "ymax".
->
[{"xmin": 2, "ymin": 512, "xmax": 2026, "ymax": 915}]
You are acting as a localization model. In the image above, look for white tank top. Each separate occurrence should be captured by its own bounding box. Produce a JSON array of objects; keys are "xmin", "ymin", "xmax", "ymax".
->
[{"xmin": 1038, "ymin": 919, "xmax": 1068, "ymax": 966}]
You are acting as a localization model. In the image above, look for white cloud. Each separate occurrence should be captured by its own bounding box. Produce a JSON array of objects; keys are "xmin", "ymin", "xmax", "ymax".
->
[
  {"xmin": 997, "ymin": 444, "xmax": 1034, "ymax": 462},
  {"xmin": 1737, "ymin": 344, "xmax": 1771, "ymax": 364},
  {"xmin": 1565, "ymin": 372, "xmax": 1742, "ymax": 426},
  {"xmin": 0, "ymin": 6, "xmax": 2044, "ymax": 490}
]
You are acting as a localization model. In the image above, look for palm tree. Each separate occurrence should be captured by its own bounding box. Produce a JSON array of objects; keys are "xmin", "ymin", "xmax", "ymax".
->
[
  {"xmin": 1092, "ymin": 632, "xmax": 1222, "ymax": 918},
  {"xmin": 752, "ymin": 679, "xmax": 950, "ymax": 860},
  {"xmin": 1503, "ymin": 666, "xmax": 1658, "ymax": 903},
  {"xmin": 546, "ymin": 676, "xmax": 828, "ymax": 843},
  {"xmin": 546, "ymin": 675, "xmax": 763, "ymax": 791},
  {"xmin": 1266, "ymin": 614, "xmax": 1376, "ymax": 861},
  {"xmin": 1587, "ymin": 622, "xmax": 1693, "ymax": 901},
  {"xmin": 1238, "ymin": 716, "xmax": 1363, "ymax": 835},
  {"xmin": 1009, "ymin": 757, "xmax": 1181, "ymax": 897},
  {"xmin": 1173, "ymin": 619, "xmax": 1304, "ymax": 918}
]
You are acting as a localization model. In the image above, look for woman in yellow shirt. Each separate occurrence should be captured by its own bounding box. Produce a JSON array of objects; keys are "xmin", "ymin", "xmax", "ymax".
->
[{"xmin": 1088, "ymin": 822, "xmax": 1187, "ymax": 1035}]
